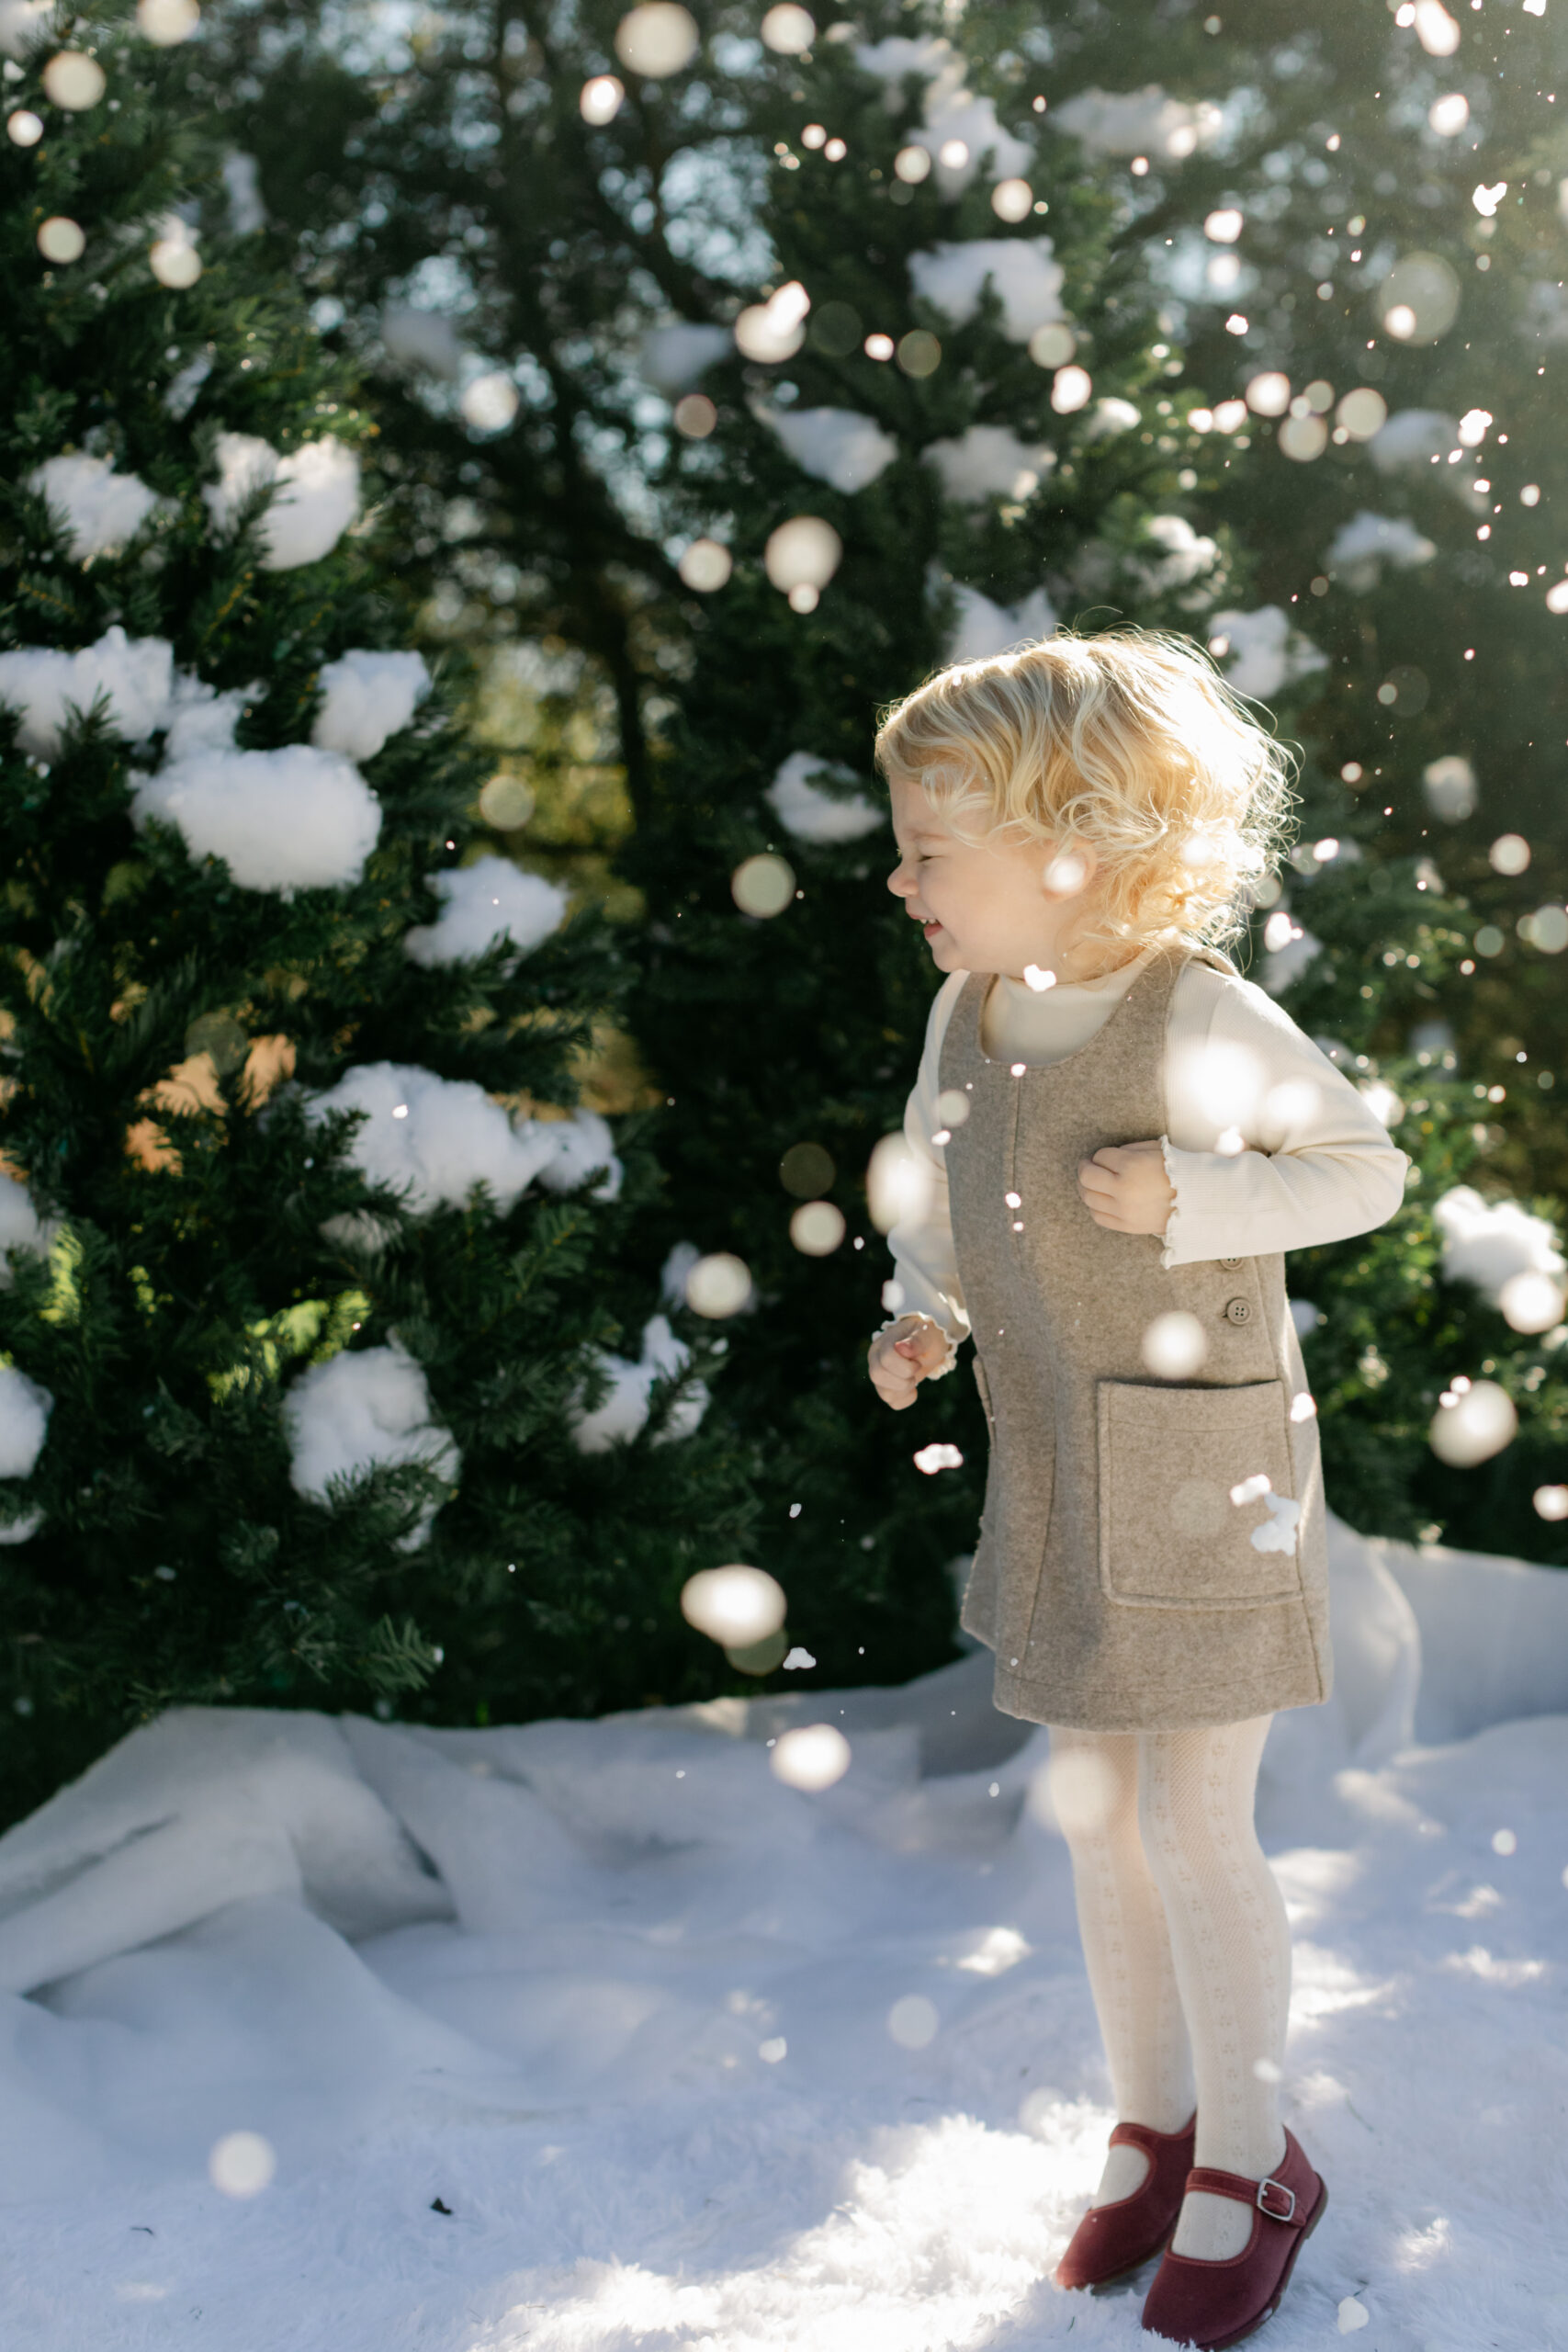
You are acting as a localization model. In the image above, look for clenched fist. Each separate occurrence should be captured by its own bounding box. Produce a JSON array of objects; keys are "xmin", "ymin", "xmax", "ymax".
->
[
  {"xmin": 868, "ymin": 1314, "xmax": 951, "ymax": 1410},
  {"xmin": 1077, "ymin": 1138, "xmax": 1176, "ymax": 1237}
]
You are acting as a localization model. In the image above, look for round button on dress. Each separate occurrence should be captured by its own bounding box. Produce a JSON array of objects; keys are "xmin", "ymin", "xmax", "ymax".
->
[{"xmin": 1224, "ymin": 1297, "xmax": 1252, "ymax": 1326}]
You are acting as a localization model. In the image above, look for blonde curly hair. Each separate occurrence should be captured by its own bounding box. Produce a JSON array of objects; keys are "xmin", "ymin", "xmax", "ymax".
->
[{"xmin": 874, "ymin": 627, "xmax": 1297, "ymax": 960}]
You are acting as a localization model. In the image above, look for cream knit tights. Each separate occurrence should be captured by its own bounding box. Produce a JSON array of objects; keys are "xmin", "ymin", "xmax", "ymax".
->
[{"xmin": 1049, "ymin": 1715, "xmax": 1290, "ymax": 2263}]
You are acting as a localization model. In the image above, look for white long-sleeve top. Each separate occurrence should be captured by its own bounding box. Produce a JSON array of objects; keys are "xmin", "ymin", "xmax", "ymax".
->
[{"xmin": 883, "ymin": 948, "xmax": 1409, "ymax": 1359}]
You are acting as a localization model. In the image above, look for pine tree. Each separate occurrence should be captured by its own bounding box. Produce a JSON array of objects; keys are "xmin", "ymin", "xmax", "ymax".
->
[
  {"xmin": 0, "ymin": 3, "xmax": 760, "ymax": 1828},
  {"xmin": 195, "ymin": 0, "xmax": 1567, "ymax": 1596}
]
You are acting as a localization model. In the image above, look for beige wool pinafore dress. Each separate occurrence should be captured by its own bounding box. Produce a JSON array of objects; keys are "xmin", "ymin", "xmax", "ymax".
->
[{"xmin": 940, "ymin": 947, "xmax": 1332, "ymax": 1734}]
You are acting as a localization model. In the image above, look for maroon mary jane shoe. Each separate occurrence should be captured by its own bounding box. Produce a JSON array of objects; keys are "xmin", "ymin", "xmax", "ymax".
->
[
  {"xmin": 1052, "ymin": 2112, "xmax": 1197, "ymax": 2292},
  {"xmin": 1140, "ymin": 2126, "xmax": 1328, "ymax": 2349}
]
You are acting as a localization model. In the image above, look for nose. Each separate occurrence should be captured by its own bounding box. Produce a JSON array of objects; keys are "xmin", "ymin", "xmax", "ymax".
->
[{"xmin": 887, "ymin": 857, "xmax": 914, "ymax": 899}]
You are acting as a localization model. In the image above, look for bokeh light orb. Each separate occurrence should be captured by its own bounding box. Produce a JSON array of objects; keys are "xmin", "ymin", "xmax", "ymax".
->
[
  {"xmin": 580, "ymin": 74, "xmax": 625, "ymax": 124},
  {"xmin": 685, "ymin": 1250, "xmax": 753, "ymax": 1317},
  {"xmin": 771, "ymin": 1722, "xmax": 852, "ymax": 1791},
  {"xmin": 761, "ymin": 4, "xmax": 815, "ymax": 53},
  {"xmin": 678, "ymin": 537, "xmax": 733, "ymax": 592},
  {"xmin": 887, "ymin": 1994, "xmax": 940, "ymax": 2049},
  {"xmin": 138, "ymin": 0, "xmax": 201, "ymax": 41},
  {"xmin": 681, "ymin": 1562, "xmax": 786, "ymax": 1646},
  {"xmin": 1141, "ymin": 1311, "xmax": 1208, "ymax": 1380},
  {"xmin": 460, "ymin": 371, "xmax": 520, "ymax": 431},
  {"xmin": 42, "ymin": 52, "xmax": 107, "ymax": 109},
  {"xmin": 790, "ymin": 1199, "xmax": 846, "ymax": 1256},
  {"xmin": 763, "ymin": 514, "xmax": 840, "ymax": 594},
  {"xmin": 37, "ymin": 216, "xmax": 85, "ymax": 263},
  {"xmin": 151, "ymin": 235, "xmax": 201, "ymax": 288},
  {"xmin": 614, "ymin": 3, "xmax": 699, "ymax": 78},
  {"xmin": 1429, "ymin": 1378, "xmax": 1517, "ymax": 1467},
  {"xmin": 1499, "ymin": 1272, "xmax": 1565, "ymax": 1335},
  {"xmin": 731, "ymin": 852, "xmax": 795, "ymax": 917},
  {"xmin": 209, "ymin": 2131, "xmax": 276, "ymax": 2199}
]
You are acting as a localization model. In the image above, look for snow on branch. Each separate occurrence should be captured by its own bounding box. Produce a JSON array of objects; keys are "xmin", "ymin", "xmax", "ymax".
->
[
  {"xmin": 752, "ymin": 404, "xmax": 897, "ymax": 494},
  {"xmin": 925, "ymin": 425, "xmax": 1052, "ymax": 504},
  {"xmin": 0, "ymin": 627, "xmax": 174, "ymax": 758},
  {"xmin": 0, "ymin": 1174, "xmax": 57, "ymax": 1279},
  {"xmin": 908, "ymin": 238, "xmax": 1065, "ymax": 344},
  {"xmin": 765, "ymin": 752, "xmax": 885, "ymax": 844},
  {"xmin": 943, "ymin": 582, "xmax": 1057, "ymax": 663},
  {"xmin": 28, "ymin": 453, "xmax": 162, "ymax": 561},
  {"xmin": 1325, "ymin": 512, "xmax": 1437, "ymax": 590},
  {"xmin": 1205, "ymin": 606, "xmax": 1328, "ymax": 701},
  {"xmin": 570, "ymin": 1313, "xmax": 708, "ymax": 1453},
  {"xmin": 130, "ymin": 744, "xmax": 382, "ymax": 894},
  {"xmin": 202, "ymin": 432, "xmax": 360, "ymax": 570},
  {"xmin": 305, "ymin": 1062, "xmax": 622, "ymax": 1225},
  {"xmin": 282, "ymin": 1340, "xmax": 459, "ymax": 1552},
  {"xmin": 310, "ymin": 650, "xmax": 432, "ymax": 763},
  {"xmin": 1052, "ymin": 85, "xmax": 1224, "ymax": 162},
  {"xmin": 402, "ymin": 856, "xmax": 569, "ymax": 969}
]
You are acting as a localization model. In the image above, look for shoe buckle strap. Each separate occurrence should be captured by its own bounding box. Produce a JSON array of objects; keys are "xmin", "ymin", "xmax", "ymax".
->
[{"xmin": 1257, "ymin": 2176, "xmax": 1296, "ymax": 2222}]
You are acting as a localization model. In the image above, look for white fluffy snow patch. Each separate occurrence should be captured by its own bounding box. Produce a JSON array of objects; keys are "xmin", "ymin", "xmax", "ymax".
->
[
  {"xmin": 765, "ymin": 752, "xmax": 885, "ymax": 844},
  {"xmin": 28, "ymin": 453, "xmax": 161, "ymax": 561},
  {"xmin": 570, "ymin": 1313, "xmax": 707, "ymax": 1453},
  {"xmin": 1053, "ymin": 84, "xmax": 1224, "ymax": 160},
  {"xmin": 1326, "ymin": 511, "xmax": 1437, "ymax": 589},
  {"xmin": 0, "ymin": 1362, "xmax": 51, "ymax": 1478},
  {"xmin": 0, "ymin": 0, "xmax": 51, "ymax": 57},
  {"xmin": 202, "ymin": 432, "xmax": 360, "ymax": 571},
  {"xmin": 926, "ymin": 425, "xmax": 1053, "ymax": 504},
  {"xmin": 1368, "ymin": 409, "xmax": 1458, "ymax": 472},
  {"xmin": 908, "ymin": 238, "xmax": 1065, "ymax": 343},
  {"xmin": 638, "ymin": 321, "xmax": 732, "ymax": 397},
  {"xmin": 2, "ymin": 1513, "xmax": 1568, "ymax": 2352},
  {"xmin": 310, "ymin": 650, "xmax": 431, "ymax": 763},
  {"xmin": 0, "ymin": 1173, "xmax": 57, "ymax": 1278},
  {"xmin": 282, "ymin": 1340, "xmax": 458, "ymax": 1551},
  {"xmin": 1434, "ymin": 1186, "xmax": 1565, "ymax": 1302},
  {"xmin": 378, "ymin": 306, "xmax": 462, "ymax": 379},
  {"xmin": 222, "ymin": 149, "xmax": 264, "ymax": 234},
  {"xmin": 306, "ymin": 1062, "xmax": 621, "ymax": 1221},
  {"xmin": 130, "ymin": 744, "xmax": 381, "ymax": 894},
  {"xmin": 1135, "ymin": 514, "xmax": 1220, "ymax": 594},
  {"xmin": 163, "ymin": 673, "xmax": 252, "ymax": 758},
  {"xmin": 945, "ymin": 582, "xmax": 1057, "ymax": 663},
  {"xmin": 911, "ymin": 85, "xmax": 1032, "ymax": 193},
  {"xmin": 754, "ymin": 404, "xmax": 897, "ymax": 494},
  {"xmin": 853, "ymin": 39, "xmax": 1029, "ymax": 191},
  {"xmin": 1207, "ymin": 605, "xmax": 1329, "ymax": 701},
  {"xmin": 853, "ymin": 32, "xmax": 952, "ymax": 85},
  {"xmin": 0, "ymin": 625, "xmax": 173, "ymax": 757},
  {"xmin": 403, "ymin": 855, "xmax": 569, "ymax": 967}
]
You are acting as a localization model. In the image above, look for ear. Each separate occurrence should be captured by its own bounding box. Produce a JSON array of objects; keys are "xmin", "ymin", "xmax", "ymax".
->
[{"xmin": 1042, "ymin": 840, "xmax": 1097, "ymax": 898}]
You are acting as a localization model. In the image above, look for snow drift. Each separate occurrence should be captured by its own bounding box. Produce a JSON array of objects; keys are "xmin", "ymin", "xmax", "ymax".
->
[{"xmin": 0, "ymin": 1512, "xmax": 1566, "ymax": 2352}]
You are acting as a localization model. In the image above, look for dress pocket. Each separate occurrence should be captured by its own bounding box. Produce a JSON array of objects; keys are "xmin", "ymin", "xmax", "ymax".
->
[{"xmin": 1097, "ymin": 1378, "xmax": 1301, "ymax": 1610}]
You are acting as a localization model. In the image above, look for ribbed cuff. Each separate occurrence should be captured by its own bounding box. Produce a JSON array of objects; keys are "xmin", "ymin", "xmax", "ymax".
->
[{"xmin": 874, "ymin": 1312, "xmax": 962, "ymax": 1378}]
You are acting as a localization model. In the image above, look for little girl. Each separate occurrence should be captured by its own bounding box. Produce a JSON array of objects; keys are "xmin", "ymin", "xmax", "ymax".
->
[{"xmin": 866, "ymin": 630, "xmax": 1405, "ymax": 2349}]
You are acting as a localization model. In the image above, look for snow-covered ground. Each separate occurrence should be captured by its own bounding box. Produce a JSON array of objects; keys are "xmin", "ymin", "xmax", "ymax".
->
[{"xmin": 2, "ymin": 1515, "xmax": 1566, "ymax": 2351}]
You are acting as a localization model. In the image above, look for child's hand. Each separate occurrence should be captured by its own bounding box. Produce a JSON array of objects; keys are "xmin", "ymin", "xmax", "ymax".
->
[
  {"xmin": 1077, "ymin": 1140, "xmax": 1176, "ymax": 1237},
  {"xmin": 868, "ymin": 1315, "xmax": 951, "ymax": 1409}
]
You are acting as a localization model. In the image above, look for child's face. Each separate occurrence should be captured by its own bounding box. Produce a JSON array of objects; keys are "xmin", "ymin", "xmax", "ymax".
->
[{"xmin": 886, "ymin": 773, "xmax": 1106, "ymax": 981}]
